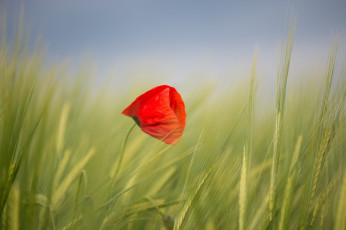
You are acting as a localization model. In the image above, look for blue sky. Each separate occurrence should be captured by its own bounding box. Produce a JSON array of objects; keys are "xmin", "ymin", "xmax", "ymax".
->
[{"xmin": 2, "ymin": 0, "xmax": 346, "ymax": 87}]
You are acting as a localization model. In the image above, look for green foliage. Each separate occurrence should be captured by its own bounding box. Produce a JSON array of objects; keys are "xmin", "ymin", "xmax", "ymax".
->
[
  {"xmin": 269, "ymin": 18, "xmax": 295, "ymax": 221},
  {"xmin": 0, "ymin": 20, "xmax": 345, "ymax": 230}
]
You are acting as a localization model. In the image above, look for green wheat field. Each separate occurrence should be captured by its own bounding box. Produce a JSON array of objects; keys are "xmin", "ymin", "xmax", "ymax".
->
[{"xmin": 0, "ymin": 20, "xmax": 345, "ymax": 230}]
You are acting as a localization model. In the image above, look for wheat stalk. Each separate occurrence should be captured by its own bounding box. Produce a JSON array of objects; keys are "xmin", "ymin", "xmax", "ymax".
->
[
  {"xmin": 269, "ymin": 18, "xmax": 295, "ymax": 220},
  {"xmin": 174, "ymin": 162, "xmax": 215, "ymax": 230}
]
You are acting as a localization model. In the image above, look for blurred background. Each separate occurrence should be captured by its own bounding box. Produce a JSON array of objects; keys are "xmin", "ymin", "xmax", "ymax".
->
[
  {"xmin": 0, "ymin": 2, "xmax": 345, "ymax": 229},
  {"xmin": 1, "ymin": 0, "xmax": 346, "ymax": 88}
]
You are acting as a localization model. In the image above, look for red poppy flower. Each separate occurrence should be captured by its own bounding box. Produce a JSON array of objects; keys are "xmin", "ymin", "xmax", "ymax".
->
[{"xmin": 122, "ymin": 85, "xmax": 186, "ymax": 144}]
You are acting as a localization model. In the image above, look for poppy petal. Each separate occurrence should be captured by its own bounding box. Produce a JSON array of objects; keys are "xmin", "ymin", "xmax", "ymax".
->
[
  {"xmin": 121, "ymin": 85, "xmax": 169, "ymax": 117},
  {"xmin": 122, "ymin": 85, "xmax": 186, "ymax": 144}
]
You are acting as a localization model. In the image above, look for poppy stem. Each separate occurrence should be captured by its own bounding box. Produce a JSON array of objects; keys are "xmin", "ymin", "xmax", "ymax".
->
[{"xmin": 114, "ymin": 123, "xmax": 136, "ymax": 178}]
